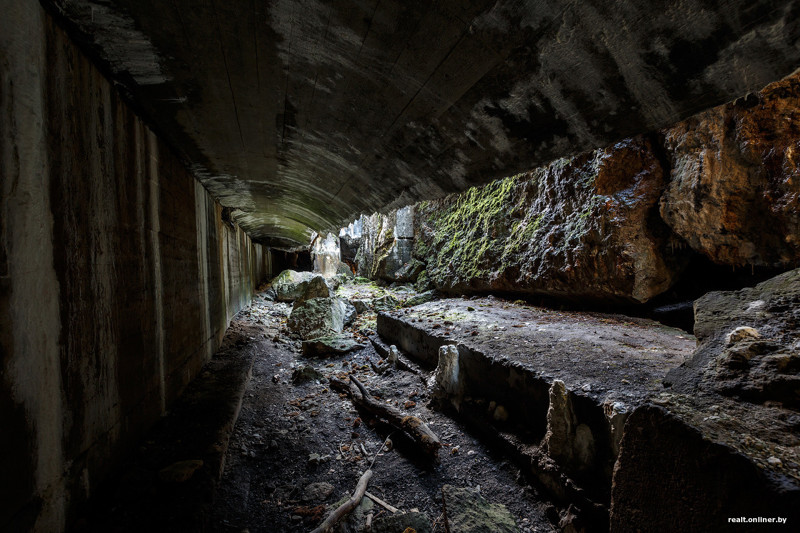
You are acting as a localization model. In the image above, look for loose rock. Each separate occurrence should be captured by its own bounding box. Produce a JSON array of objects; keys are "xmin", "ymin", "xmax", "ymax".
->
[
  {"xmin": 302, "ymin": 336, "xmax": 366, "ymax": 357},
  {"xmin": 272, "ymin": 270, "xmax": 318, "ymax": 302},
  {"xmin": 288, "ymin": 297, "xmax": 356, "ymax": 339},
  {"xmin": 441, "ymin": 485, "xmax": 519, "ymax": 533},
  {"xmin": 302, "ymin": 482, "xmax": 335, "ymax": 502}
]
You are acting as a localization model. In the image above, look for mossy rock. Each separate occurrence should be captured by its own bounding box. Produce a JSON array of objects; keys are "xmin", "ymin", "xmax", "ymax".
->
[
  {"xmin": 272, "ymin": 270, "xmax": 318, "ymax": 302},
  {"xmin": 287, "ymin": 297, "xmax": 355, "ymax": 340}
]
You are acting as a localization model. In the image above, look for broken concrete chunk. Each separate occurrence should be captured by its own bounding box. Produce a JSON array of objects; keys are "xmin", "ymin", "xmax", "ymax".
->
[
  {"xmin": 288, "ymin": 297, "xmax": 355, "ymax": 339},
  {"xmin": 433, "ymin": 345, "xmax": 464, "ymax": 408},
  {"xmin": 343, "ymin": 300, "xmax": 358, "ymax": 326},
  {"xmin": 669, "ymin": 267, "xmax": 800, "ymax": 407},
  {"xmin": 387, "ymin": 345, "xmax": 399, "ymax": 365},
  {"xmin": 660, "ymin": 74, "xmax": 800, "ymax": 267},
  {"xmin": 544, "ymin": 381, "xmax": 587, "ymax": 471},
  {"xmin": 441, "ymin": 485, "xmax": 519, "ymax": 533},
  {"xmin": 302, "ymin": 336, "xmax": 366, "ymax": 357},
  {"xmin": 415, "ymin": 137, "xmax": 678, "ymax": 303},
  {"xmin": 294, "ymin": 275, "xmax": 332, "ymax": 307},
  {"xmin": 614, "ymin": 268, "xmax": 800, "ymax": 529},
  {"xmin": 610, "ymin": 404, "xmax": 800, "ymax": 530},
  {"xmin": 380, "ymin": 298, "xmax": 694, "ymax": 509},
  {"xmin": 157, "ymin": 459, "xmax": 203, "ymax": 483},
  {"xmin": 544, "ymin": 381, "xmax": 596, "ymax": 473},
  {"xmin": 392, "ymin": 258, "xmax": 425, "ymax": 282},
  {"xmin": 272, "ymin": 270, "xmax": 318, "ymax": 302}
]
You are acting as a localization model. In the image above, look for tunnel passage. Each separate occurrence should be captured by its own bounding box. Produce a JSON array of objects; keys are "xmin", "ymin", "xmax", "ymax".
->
[
  {"xmin": 3, "ymin": 0, "xmax": 800, "ymax": 532},
  {"xmin": 39, "ymin": 0, "xmax": 800, "ymax": 246}
]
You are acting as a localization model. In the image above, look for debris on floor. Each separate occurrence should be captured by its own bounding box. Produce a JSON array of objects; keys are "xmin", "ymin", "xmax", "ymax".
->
[{"xmin": 212, "ymin": 278, "xmax": 556, "ymax": 533}]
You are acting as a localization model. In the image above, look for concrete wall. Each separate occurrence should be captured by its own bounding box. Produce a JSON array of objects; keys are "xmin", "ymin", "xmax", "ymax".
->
[{"xmin": 0, "ymin": 2, "xmax": 270, "ymax": 531}]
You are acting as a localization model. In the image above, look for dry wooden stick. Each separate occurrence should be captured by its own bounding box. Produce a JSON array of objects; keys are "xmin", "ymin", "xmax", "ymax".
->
[
  {"xmin": 310, "ymin": 469, "xmax": 373, "ymax": 533},
  {"xmin": 349, "ymin": 376, "xmax": 441, "ymax": 455},
  {"xmin": 364, "ymin": 491, "xmax": 399, "ymax": 513}
]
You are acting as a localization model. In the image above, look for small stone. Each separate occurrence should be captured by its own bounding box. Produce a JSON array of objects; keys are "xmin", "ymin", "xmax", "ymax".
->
[
  {"xmin": 303, "ymin": 335, "xmax": 366, "ymax": 357},
  {"xmin": 291, "ymin": 365, "xmax": 323, "ymax": 384},
  {"xmin": 302, "ymin": 481, "xmax": 335, "ymax": 502},
  {"xmin": 767, "ymin": 456, "xmax": 783, "ymax": 467},
  {"xmin": 725, "ymin": 326, "xmax": 761, "ymax": 346}
]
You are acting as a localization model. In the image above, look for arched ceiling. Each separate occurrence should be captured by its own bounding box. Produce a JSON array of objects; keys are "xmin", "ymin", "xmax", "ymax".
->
[{"xmin": 44, "ymin": 0, "xmax": 800, "ymax": 247}]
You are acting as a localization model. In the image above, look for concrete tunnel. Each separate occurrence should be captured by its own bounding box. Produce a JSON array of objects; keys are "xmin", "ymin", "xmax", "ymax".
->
[{"xmin": 2, "ymin": 0, "xmax": 800, "ymax": 531}]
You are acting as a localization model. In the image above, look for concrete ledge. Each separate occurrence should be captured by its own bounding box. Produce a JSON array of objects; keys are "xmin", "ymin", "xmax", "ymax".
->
[
  {"xmin": 377, "ymin": 298, "xmax": 694, "ymax": 510},
  {"xmin": 611, "ymin": 403, "xmax": 800, "ymax": 531}
]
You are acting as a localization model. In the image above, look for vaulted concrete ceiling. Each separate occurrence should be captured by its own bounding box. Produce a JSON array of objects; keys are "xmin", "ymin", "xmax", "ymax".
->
[{"xmin": 44, "ymin": 0, "xmax": 800, "ymax": 247}]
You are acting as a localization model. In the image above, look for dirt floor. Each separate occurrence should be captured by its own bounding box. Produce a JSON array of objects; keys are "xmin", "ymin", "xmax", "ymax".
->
[{"xmin": 210, "ymin": 283, "xmax": 557, "ymax": 533}]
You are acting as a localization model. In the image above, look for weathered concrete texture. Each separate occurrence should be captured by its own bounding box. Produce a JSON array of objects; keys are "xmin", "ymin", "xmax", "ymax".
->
[
  {"xmin": 0, "ymin": 3, "xmax": 269, "ymax": 531},
  {"xmin": 670, "ymin": 267, "xmax": 800, "ymax": 405},
  {"xmin": 287, "ymin": 297, "xmax": 356, "ymax": 340},
  {"xmin": 611, "ymin": 268, "xmax": 800, "ymax": 530},
  {"xmin": 350, "ymin": 208, "xmax": 420, "ymax": 282},
  {"xmin": 349, "ymin": 71, "xmax": 800, "ymax": 303},
  {"xmin": 441, "ymin": 485, "xmax": 519, "ymax": 533},
  {"xmin": 40, "ymin": 0, "xmax": 800, "ymax": 245},
  {"xmin": 415, "ymin": 137, "xmax": 681, "ymax": 303},
  {"xmin": 311, "ymin": 232, "xmax": 344, "ymax": 277},
  {"xmin": 378, "ymin": 298, "xmax": 694, "ymax": 505},
  {"xmin": 610, "ymin": 404, "xmax": 800, "ymax": 532},
  {"xmin": 271, "ymin": 270, "xmax": 318, "ymax": 302},
  {"xmin": 661, "ymin": 72, "xmax": 800, "ymax": 267}
]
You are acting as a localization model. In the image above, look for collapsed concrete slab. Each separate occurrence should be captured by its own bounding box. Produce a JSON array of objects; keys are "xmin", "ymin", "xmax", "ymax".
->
[
  {"xmin": 611, "ymin": 268, "xmax": 800, "ymax": 530},
  {"xmin": 377, "ymin": 269, "xmax": 800, "ymax": 529},
  {"xmin": 378, "ymin": 298, "xmax": 695, "ymax": 515}
]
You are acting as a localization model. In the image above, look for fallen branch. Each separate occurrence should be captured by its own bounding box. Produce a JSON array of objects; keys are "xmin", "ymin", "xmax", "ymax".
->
[
  {"xmin": 369, "ymin": 358, "xmax": 388, "ymax": 375},
  {"xmin": 329, "ymin": 376, "xmax": 351, "ymax": 395},
  {"xmin": 365, "ymin": 491, "xmax": 399, "ymax": 514},
  {"xmin": 349, "ymin": 376, "xmax": 441, "ymax": 455},
  {"xmin": 310, "ymin": 469, "xmax": 373, "ymax": 533}
]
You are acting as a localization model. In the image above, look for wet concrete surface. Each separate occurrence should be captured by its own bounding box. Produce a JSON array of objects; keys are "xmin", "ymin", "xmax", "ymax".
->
[{"xmin": 378, "ymin": 296, "xmax": 696, "ymax": 406}]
